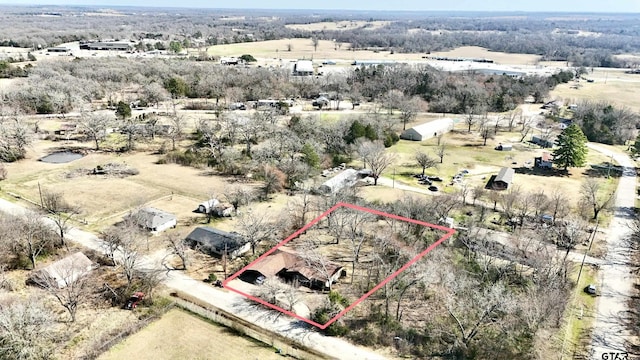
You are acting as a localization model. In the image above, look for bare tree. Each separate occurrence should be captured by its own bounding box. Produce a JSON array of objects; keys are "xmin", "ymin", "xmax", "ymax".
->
[
  {"xmin": 506, "ymin": 109, "xmax": 522, "ymax": 132},
  {"xmin": 549, "ymin": 189, "xmax": 570, "ymax": 223},
  {"xmin": 519, "ymin": 116, "xmax": 534, "ymax": 142},
  {"xmin": 471, "ymin": 185, "xmax": 486, "ymax": 206},
  {"xmin": 164, "ymin": 233, "xmax": 189, "ymax": 270},
  {"xmin": 299, "ymin": 240, "xmax": 336, "ymax": 291},
  {"xmin": 0, "ymin": 298, "xmax": 54, "ymax": 359},
  {"xmin": 311, "ymin": 36, "xmax": 319, "ymax": 52},
  {"xmin": 358, "ymin": 140, "xmax": 396, "ymax": 185},
  {"xmin": 78, "ymin": 111, "xmax": 112, "ymax": 150},
  {"xmin": 580, "ymin": 178, "xmax": 614, "ymax": 220},
  {"xmin": 237, "ymin": 211, "xmax": 273, "ymax": 255},
  {"xmin": 436, "ymin": 142, "xmax": 446, "ymax": 163},
  {"xmin": 224, "ymin": 184, "xmax": 254, "ymax": 211},
  {"xmin": 41, "ymin": 190, "xmax": 79, "ymax": 249},
  {"xmin": 32, "ymin": 257, "xmax": 93, "ymax": 322},
  {"xmin": 415, "ymin": 151, "xmax": 437, "ymax": 176},
  {"xmin": 167, "ymin": 111, "xmax": 186, "ymax": 151},
  {"xmin": 444, "ymin": 278, "xmax": 515, "ymax": 355},
  {"xmin": 399, "ymin": 96, "xmax": 419, "ymax": 130},
  {"xmin": 13, "ymin": 213, "xmax": 55, "ymax": 269}
]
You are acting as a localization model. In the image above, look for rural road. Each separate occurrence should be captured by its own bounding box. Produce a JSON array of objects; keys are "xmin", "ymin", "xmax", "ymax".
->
[
  {"xmin": 0, "ymin": 197, "xmax": 387, "ymax": 360},
  {"xmin": 587, "ymin": 143, "xmax": 637, "ymax": 358}
]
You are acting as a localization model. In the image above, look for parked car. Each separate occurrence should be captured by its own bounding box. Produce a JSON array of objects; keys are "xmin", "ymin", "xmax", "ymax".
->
[
  {"xmin": 428, "ymin": 176, "xmax": 443, "ymax": 182},
  {"xmin": 124, "ymin": 292, "xmax": 145, "ymax": 310},
  {"xmin": 585, "ymin": 284, "xmax": 597, "ymax": 295},
  {"xmin": 255, "ymin": 275, "xmax": 266, "ymax": 285},
  {"xmin": 428, "ymin": 186, "xmax": 439, "ymax": 192}
]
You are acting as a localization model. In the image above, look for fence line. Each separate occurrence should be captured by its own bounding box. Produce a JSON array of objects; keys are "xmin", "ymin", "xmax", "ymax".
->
[{"xmin": 170, "ymin": 291, "xmax": 333, "ymax": 360}]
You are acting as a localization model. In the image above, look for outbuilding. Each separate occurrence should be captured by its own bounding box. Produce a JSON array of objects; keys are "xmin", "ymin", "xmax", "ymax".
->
[
  {"xmin": 494, "ymin": 143, "xmax": 513, "ymax": 151},
  {"xmin": 491, "ymin": 167, "xmax": 515, "ymax": 190},
  {"xmin": 30, "ymin": 252, "xmax": 94, "ymax": 288},
  {"xmin": 400, "ymin": 118, "xmax": 455, "ymax": 141}
]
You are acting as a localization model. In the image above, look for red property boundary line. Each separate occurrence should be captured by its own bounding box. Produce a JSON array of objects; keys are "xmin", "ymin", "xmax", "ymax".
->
[{"xmin": 223, "ymin": 202, "xmax": 456, "ymax": 330}]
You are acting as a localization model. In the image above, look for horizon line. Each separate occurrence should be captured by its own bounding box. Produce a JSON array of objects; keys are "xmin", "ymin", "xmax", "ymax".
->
[{"xmin": 1, "ymin": 3, "xmax": 639, "ymax": 14}]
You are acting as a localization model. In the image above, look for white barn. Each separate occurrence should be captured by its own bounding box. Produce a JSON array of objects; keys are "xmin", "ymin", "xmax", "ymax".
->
[{"xmin": 400, "ymin": 118, "xmax": 455, "ymax": 141}]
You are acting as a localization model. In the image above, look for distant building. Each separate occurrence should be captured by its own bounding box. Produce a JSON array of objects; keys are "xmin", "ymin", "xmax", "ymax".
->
[
  {"xmin": 80, "ymin": 41, "xmax": 132, "ymax": 51},
  {"xmin": 400, "ymin": 118, "xmax": 455, "ymax": 141},
  {"xmin": 47, "ymin": 47, "xmax": 71, "ymax": 53},
  {"xmin": 293, "ymin": 60, "xmax": 314, "ymax": 76}
]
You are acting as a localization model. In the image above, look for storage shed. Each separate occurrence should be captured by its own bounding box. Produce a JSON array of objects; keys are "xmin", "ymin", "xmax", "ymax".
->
[{"xmin": 400, "ymin": 118, "xmax": 455, "ymax": 141}]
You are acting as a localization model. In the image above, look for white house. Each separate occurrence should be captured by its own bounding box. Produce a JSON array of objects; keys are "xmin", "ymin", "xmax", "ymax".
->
[
  {"xmin": 400, "ymin": 118, "xmax": 455, "ymax": 141},
  {"xmin": 293, "ymin": 60, "xmax": 314, "ymax": 76},
  {"xmin": 128, "ymin": 207, "xmax": 177, "ymax": 233}
]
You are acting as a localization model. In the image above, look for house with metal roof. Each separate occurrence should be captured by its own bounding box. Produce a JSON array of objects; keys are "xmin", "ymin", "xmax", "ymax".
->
[
  {"xmin": 30, "ymin": 252, "xmax": 94, "ymax": 289},
  {"xmin": 491, "ymin": 167, "xmax": 515, "ymax": 190},
  {"xmin": 400, "ymin": 118, "xmax": 455, "ymax": 141}
]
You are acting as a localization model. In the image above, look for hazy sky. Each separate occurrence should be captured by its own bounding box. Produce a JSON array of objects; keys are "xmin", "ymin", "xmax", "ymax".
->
[{"xmin": 1, "ymin": 0, "xmax": 640, "ymax": 12}]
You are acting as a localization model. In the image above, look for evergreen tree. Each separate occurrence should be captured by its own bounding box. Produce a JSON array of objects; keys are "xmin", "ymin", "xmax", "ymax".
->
[
  {"xmin": 301, "ymin": 143, "xmax": 320, "ymax": 169},
  {"xmin": 552, "ymin": 124, "xmax": 588, "ymax": 170},
  {"xmin": 115, "ymin": 101, "xmax": 131, "ymax": 120}
]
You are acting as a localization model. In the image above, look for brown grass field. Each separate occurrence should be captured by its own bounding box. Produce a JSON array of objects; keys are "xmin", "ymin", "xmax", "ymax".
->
[
  {"xmin": 99, "ymin": 308, "xmax": 287, "ymax": 360},
  {"xmin": 206, "ymin": 39, "xmax": 540, "ymax": 66},
  {"xmin": 550, "ymin": 68, "xmax": 640, "ymax": 112}
]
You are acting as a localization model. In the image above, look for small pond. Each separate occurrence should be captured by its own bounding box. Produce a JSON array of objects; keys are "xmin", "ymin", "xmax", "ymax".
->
[{"xmin": 40, "ymin": 151, "xmax": 84, "ymax": 164}]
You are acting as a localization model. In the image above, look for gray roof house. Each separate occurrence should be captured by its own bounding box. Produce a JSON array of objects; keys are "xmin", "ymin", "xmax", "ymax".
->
[
  {"xmin": 128, "ymin": 207, "xmax": 177, "ymax": 233},
  {"xmin": 492, "ymin": 167, "xmax": 515, "ymax": 190},
  {"xmin": 30, "ymin": 252, "xmax": 94, "ymax": 288},
  {"xmin": 186, "ymin": 227, "xmax": 250, "ymax": 259},
  {"xmin": 400, "ymin": 118, "xmax": 455, "ymax": 141}
]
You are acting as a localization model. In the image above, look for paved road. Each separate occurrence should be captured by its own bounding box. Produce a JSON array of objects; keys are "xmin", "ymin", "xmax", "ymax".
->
[
  {"xmin": 587, "ymin": 143, "xmax": 637, "ymax": 358},
  {"xmin": 0, "ymin": 197, "xmax": 386, "ymax": 360}
]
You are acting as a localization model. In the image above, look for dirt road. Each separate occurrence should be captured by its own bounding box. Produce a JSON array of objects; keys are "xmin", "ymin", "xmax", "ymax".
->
[{"xmin": 587, "ymin": 143, "xmax": 637, "ymax": 358}]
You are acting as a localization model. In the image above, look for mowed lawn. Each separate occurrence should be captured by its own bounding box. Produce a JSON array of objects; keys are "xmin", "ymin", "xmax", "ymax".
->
[{"xmin": 99, "ymin": 309, "xmax": 287, "ymax": 360}]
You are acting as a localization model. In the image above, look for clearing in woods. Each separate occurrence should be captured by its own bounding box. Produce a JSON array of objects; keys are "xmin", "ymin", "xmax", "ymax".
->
[{"xmin": 99, "ymin": 308, "xmax": 287, "ymax": 360}]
